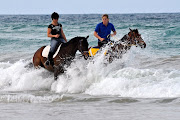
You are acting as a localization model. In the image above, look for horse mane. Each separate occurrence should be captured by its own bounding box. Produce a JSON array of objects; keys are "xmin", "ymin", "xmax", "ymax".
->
[
  {"xmin": 121, "ymin": 29, "xmax": 140, "ymax": 42},
  {"xmin": 62, "ymin": 36, "xmax": 83, "ymax": 47}
]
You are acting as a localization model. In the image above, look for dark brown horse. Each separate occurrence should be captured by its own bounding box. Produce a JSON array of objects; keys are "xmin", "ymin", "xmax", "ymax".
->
[
  {"xmin": 106, "ymin": 28, "xmax": 146, "ymax": 62},
  {"xmin": 33, "ymin": 36, "xmax": 89, "ymax": 80}
]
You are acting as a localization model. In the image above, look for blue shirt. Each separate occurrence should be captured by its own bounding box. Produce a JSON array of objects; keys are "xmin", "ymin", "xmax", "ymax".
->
[{"xmin": 95, "ymin": 22, "xmax": 116, "ymax": 41}]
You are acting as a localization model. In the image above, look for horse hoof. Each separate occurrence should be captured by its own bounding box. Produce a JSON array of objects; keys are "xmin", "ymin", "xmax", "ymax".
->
[{"xmin": 54, "ymin": 76, "xmax": 58, "ymax": 81}]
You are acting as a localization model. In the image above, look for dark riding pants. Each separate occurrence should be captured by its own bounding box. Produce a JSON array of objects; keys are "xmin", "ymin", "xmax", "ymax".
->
[{"xmin": 98, "ymin": 40, "xmax": 109, "ymax": 47}]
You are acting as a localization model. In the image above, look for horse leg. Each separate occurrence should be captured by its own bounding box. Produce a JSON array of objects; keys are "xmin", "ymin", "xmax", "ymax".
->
[
  {"xmin": 33, "ymin": 58, "xmax": 44, "ymax": 69},
  {"xmin": 53, "ymin": 65, "xmax": 64, "ymax": 80},
  {"xmin": 108, "ymin": 55, "xmax": 114, "ymax": 63}
]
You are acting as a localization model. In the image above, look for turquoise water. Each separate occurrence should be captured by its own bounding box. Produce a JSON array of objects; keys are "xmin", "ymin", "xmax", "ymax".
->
[
  {"xmin": 0, "ymin": 14, "xmax": 180, "ymax": 55},
  {"xmin": 0, "ymin": 13, "xmax": 180, "ymax": 120}
]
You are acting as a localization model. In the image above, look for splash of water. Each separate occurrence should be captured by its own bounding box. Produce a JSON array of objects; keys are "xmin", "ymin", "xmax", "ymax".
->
[{"xmin": 0, "ymin": 47, "xmax": 180, "ymax": 98}]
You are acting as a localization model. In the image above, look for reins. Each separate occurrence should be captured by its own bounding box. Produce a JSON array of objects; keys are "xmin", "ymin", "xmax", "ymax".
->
[{"xmin": 78, "ymin": 39, "xmax": 88, "ymax": 55}]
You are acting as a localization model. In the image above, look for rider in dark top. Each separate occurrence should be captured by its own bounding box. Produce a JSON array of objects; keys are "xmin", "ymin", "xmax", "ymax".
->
[
  {"xmin": 45, "ymin": 12, "xmax": 67, "ymax": 66},
  {"xmin": 48, "ymin": 23, "xmax": 62, "ymax": 40}
]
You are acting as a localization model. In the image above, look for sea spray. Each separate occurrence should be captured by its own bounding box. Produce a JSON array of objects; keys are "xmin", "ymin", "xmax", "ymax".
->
[
  {"xmin": 50, "ymin": 47, "xmax": 180, "ymax": 98},
  {"xmin": 0, "ymin": 60, "xmax": 54, "ymax": 91}
]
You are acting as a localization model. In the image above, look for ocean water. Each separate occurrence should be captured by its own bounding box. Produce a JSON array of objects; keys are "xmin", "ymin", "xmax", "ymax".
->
[{"xmin": 0, "ymin": 13, "xmax": 180, "ymax": 120}]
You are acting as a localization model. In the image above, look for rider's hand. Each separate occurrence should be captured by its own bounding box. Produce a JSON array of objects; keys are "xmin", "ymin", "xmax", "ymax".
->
[
  {"xmin": 111, "ymin": 34, "xmax": 116, "ymax": 37},
  {"xmin": 54, "ymin": 34, "xmax": 60, "ymax": 38},
  {"xmin": 99, "ymin": 37, "xmax": 105, "ymax": 41}
]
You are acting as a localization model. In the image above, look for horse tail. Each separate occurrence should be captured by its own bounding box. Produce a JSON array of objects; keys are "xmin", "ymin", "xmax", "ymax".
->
[{"xmin": 25, "ymin": 62, "xmax": 34, "ymax": 68}]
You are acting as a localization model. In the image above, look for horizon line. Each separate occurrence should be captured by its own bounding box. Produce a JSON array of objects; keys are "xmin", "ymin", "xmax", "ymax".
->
[{"xmin": 0, "ymin": 12, "xmax": 180, "ymax": 15}]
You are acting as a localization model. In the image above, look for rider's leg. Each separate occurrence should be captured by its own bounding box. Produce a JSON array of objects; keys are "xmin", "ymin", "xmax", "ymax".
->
[
  {"xmin": 59, "ymin": 38, "xmax": 66, "ymax": 43},
  {"xmin": 98, "ymin": 41, "xmax": 104, "ymax": 48},
  {"xmin": 45, "ymin": 39, "xmax": 59, "ymax": 66},
  {"xmin": 98, "ymin": 40, "xmax": 108, "ymax": 48}
]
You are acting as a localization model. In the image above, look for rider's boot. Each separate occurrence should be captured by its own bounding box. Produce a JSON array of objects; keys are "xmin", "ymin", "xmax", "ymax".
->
[{"xmin": 45, "ymin": 52, "xmax": 54, "ymax": 66}]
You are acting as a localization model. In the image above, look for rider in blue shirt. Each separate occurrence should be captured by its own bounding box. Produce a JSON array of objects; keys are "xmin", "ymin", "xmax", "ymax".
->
[{"xmin": 94, "ymin": 14, "xmax": 116, "ymax": 47}]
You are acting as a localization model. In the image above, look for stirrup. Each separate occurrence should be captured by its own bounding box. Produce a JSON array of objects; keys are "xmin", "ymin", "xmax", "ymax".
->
[{"xmin": 45, "ymin": 60, "xmax": 50, "ymax": 66}]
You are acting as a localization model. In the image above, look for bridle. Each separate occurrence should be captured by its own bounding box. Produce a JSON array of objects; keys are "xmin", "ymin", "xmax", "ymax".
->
[
  {"xmin": 128, "ymin": 31, "xmax": 136, "ymax": 44},
  {"xmin": 78, "ymin": 39, "xmax": 89, "ymax": 57},
  {"xmin": 127, "ymin": 31, "xmax": 144, "ymax": 45}
]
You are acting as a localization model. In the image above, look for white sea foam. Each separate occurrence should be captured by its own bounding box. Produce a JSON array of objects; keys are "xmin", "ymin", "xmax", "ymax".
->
[
  {"xmin": 0, "ymin": 60, "xmax": 53, "ymax": 91},
  {"xmin": 50, "ymin": 47, "xmax": 180, "ymax": 98},
  {"xmin": 0, "ymin": 93, "xmax": 63, "ymax": 103},
  {"xmin": 0, "ymin": 46, "xmax": 180, "ymax": 99}
]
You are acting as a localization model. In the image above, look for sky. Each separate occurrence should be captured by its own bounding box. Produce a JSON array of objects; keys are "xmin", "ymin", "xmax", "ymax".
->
[{"xmin": 0, "ymin": 0, "xmax": 179, "ymax": 14}]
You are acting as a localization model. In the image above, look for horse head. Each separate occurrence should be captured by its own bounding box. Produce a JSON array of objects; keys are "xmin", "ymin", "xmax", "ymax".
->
[
  {"xmin": 128, "ymin": 28, "xmax": 146, "ymax": 48},
  {"xmin": 77, "ymin": 35, "xmax": 89, "ymax": 59}
]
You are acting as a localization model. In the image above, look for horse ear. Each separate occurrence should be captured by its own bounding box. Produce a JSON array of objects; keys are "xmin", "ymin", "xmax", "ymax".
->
[
  {"xmin": 129, "ymin": 28, "xmax": 132, "ymax": 31},
  {"xmin": 86, "ymin": 35, "xmax": 89, "ymax": 39}
]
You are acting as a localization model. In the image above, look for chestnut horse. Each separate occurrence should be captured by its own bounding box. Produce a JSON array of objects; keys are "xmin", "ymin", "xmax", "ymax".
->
[{"xmin": 33, "ymin": 36, "xmax": 89, "ymax": 80}]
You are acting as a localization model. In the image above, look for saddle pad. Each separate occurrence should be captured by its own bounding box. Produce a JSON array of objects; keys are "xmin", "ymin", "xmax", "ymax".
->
[
  {"xmin": 88, "ymin": 47, "xmax": 100, "ymax": 56},
  {"xmin": 42, "ymin": 44, "xmax": 62, "ymax": 58}
]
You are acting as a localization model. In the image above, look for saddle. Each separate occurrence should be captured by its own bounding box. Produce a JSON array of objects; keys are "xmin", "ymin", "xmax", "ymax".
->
[
  {"xmin": 42, "ymin": 44, "xmax": 62, "ymax": 58},
  {"xmin": 88, "ymin": 47, "xmax": 100, "ymax": 56}
]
